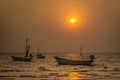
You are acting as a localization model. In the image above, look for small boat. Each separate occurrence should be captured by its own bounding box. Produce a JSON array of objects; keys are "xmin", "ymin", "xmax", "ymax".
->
[
  {"xmin": 37, "ymin": 54, "xmax": 45, "ymax": 58},
  {"xmin": 54, "ymin": 47, "xmax": 95, "ymax": 65},
  {"xmin": 11, "ymin": 38, "xmax": 32, "ymax": 62},
  {"xmin": 12, "ymin": 56, "xmax": 32, "ymax": 62},
  {"xmin": 37, "ymin": 48, "xmax": 45, "ymax": 59}
]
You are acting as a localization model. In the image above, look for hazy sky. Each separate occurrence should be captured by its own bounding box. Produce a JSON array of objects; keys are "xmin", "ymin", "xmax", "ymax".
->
[{"xmin": 0, "ymin": 0, "xmax": 120, "ymax": 52}]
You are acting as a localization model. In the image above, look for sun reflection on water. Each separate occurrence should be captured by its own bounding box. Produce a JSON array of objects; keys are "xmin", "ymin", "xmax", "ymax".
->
[
  {"xmin": 63, "ymin": 53, "xmax": 81, "ymax": 60},
  {"xmin": 67, "ymin": 72, "xmax": 80, "ymax": 80}
]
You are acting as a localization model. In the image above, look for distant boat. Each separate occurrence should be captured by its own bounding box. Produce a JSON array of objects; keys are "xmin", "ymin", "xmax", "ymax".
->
[
  {"xmin": 37, "ymin": 54, "xmax": 45, "ymax": 59},
  {"xmin": 54, "ymin": 47, "xmax": 95, "ymax": 65},
  {"xmin": 37, "ymin": 48, "xmax": 45, "ymax": 59},
  {"xmin": 11, "ymin": 38, "xmax": 32, "ymax": 62},
  {"xmin": 12, "ymin": 56, "xmax": 32, "ymax": 62}
]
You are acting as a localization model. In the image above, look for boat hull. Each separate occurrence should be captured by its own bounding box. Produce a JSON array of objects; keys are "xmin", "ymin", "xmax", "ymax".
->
[
  {"xmin": 54, "ymin": 56, "xmax": 93, "ymax": 65},
  {"xmin": 12, "ymin": 56, "xmax": 32, "ymax": 62},
  {"xmin": 37, "ymin": 56, "xmax": 45, "ymax": 59}
]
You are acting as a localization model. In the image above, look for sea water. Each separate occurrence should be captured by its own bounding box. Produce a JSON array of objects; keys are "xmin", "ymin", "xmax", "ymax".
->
[{"xmin": 0, "ymin": 52, "xmax": 120, "ymax": 80}]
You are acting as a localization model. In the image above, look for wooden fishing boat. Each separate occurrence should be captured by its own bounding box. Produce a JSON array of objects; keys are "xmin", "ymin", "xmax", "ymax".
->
[
  {"xmin": 54, "ymin": 47, "xmax": 95, "ymax": 65},
  {"xmin": 11, "ymin": 38, "xmax": 32, "ymax": 62},
  {"xmin": 54, "ymin": 55, "xmax": 94, "ymax": 65},
  {"xmin": 37, "ymin": 48, "xmax": 45, "ymax": 59}
]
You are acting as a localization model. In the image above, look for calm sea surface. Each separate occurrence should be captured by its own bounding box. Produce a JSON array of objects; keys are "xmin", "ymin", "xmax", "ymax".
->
[{"xmin": 0, "ymin": 53, "xmax": 120, "ymax": 80}]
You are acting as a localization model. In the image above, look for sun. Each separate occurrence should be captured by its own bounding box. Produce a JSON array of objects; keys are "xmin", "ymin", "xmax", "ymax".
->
[{"xmin": 70, "ymin": 17, "xmax": 76, "ymax": 24}]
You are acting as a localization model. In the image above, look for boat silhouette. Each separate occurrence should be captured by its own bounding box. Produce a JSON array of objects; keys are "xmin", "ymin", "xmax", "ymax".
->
[
  {"xmin": 54, "ymin": 47, "xmax": 95, "ymax": 65},
  {"xmin": 11, "ymin": 38, "xmax": 32, "ymax": 62},
  {"xmin": 37, "ymin": 48, "xmax": 45, "ymax": 59}
]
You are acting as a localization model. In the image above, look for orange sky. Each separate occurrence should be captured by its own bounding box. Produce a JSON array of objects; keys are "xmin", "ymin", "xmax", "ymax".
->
[{"xmin": 0, "ymin": 0, "xmax": 120, "ymax": 52}]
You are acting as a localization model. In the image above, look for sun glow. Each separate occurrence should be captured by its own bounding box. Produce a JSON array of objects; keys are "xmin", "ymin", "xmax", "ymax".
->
[
  {"xmin": 70, "ymin": 17, "xmax": 76, "ymax": 24},
  {"xmin": 66, "ymin": 15, "xmax": 80, "ymax": 28}
]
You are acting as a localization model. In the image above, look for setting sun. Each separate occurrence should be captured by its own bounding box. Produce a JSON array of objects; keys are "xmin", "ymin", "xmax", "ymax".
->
[{"xmin": 70, "ymin": 17, "xmax": 76, "ymax": 24}]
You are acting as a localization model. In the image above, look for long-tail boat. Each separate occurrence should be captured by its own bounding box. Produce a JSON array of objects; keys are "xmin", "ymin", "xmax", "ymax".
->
[{"xmin": 54, "ymin": 47, "xmax": 95, "ymax": 65}]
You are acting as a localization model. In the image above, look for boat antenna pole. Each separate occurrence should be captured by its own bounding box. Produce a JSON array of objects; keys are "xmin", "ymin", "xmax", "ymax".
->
[{"xmin": 80, "ymin": 46, "xmax": 83, "ymax": 57}]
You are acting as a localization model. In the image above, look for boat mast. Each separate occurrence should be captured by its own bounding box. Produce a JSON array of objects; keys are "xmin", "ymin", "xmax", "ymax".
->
[
  {"xmin": 26, "ymin": 38, "xmax": 28, "ymax": 50},
  {"xmin": 80, "ymin": 46, "xmax": 83, "ymax": 57},
  {"xmin": 25, "ymin": 38, "xmax": 29, "ymax": 58},
  {"xmin": 80, "ymin": 46, "xmax": 85, "ymax": 61}
]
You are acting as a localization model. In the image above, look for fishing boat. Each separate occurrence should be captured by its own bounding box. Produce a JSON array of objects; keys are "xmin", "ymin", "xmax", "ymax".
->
[
  {"xmin": 11, "ymin": 38, "xmax": 32, "ymax": 62},
  {"xmin": 12, "ymin": 56, "xmax": 32, "ymax": 62},
  {"xmin": 37, "ymin": 48, "xmax": 45, "ymax": 59},
  {"xmin": 54, "ymin": 47, "xmax": 95, "ymax": 65}
]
